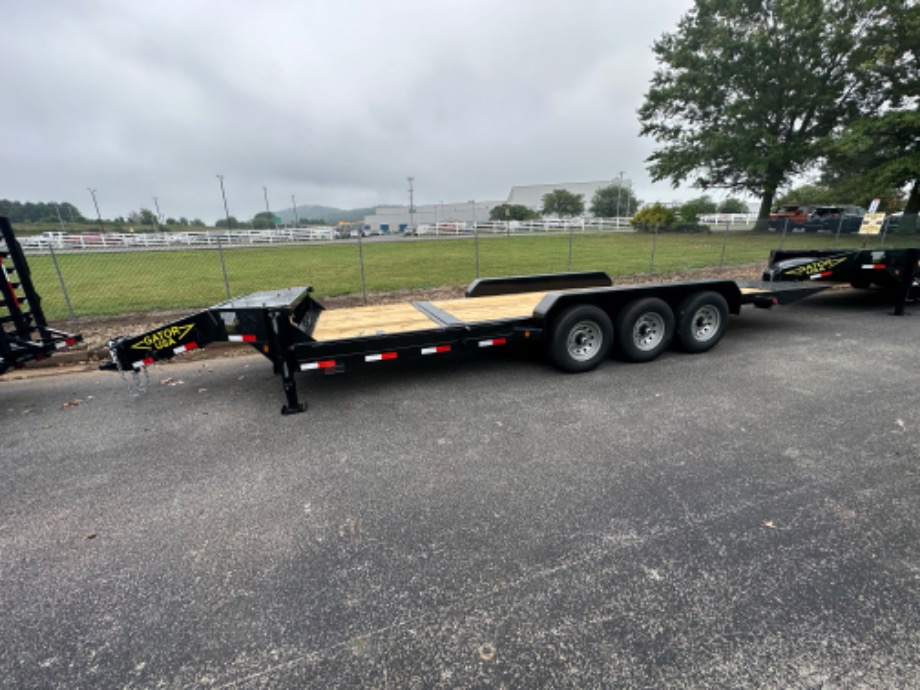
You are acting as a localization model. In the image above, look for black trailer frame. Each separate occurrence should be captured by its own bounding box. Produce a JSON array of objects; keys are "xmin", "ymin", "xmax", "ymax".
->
[
  {"xmin": 1, "ymin": 217, "xmax": 82, "ymax": 375},
  {"xmin": 104, "ymin": 271, "xmax": 824, "ymax": 414},
  {"xmin": 763, "ymin": 247, "xmax": 919, "ymax": 314}
]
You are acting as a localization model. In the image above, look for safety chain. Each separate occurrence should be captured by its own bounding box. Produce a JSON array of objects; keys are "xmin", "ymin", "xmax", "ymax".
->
[{"xmin": 111, "ymin": 346, "xmax": 150, "ymax": 396}]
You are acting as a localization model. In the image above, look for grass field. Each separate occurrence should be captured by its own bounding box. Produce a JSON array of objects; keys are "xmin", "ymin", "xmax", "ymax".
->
[{"xmin": 21, "ymin": 230, "xmax": 917, "ymax": 320}]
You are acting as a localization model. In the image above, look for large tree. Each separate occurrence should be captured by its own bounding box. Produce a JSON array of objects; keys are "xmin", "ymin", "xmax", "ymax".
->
[
  {"xmin": 822, "ymin": 1, "xmax": 919, "ymax": 228},
  {"xmin": 638, "ymin": 0, "xmax": 899, "ymax": 226},
  {"xmin": 589, "ymin": 184, "xmax": 642, "ymax": 218},
  {"xmin": 541, "ymin": 189, "xmax": 585, "ymax": 217}
]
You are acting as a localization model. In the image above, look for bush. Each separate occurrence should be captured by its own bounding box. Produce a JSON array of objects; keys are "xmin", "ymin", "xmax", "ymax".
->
[{"xmin": 631, "ymin": 204, "xmax": 709, "ymax": 233}]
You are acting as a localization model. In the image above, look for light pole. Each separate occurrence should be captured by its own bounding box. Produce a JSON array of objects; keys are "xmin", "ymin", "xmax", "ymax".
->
[
  {"xmin": 408, "ymin": 176, "xmax": 415, "ymax": 231},
  {"xmin": 214, "ymin": 175, "xmax": 232, "ymax": 298},
  {"xmin": 291, "ymin": 194, "xmax": 299, "ymax": 228},
  {"xmin": 616, "ymin": 171, "xmax": 625, "ymax": 226},
  {"xmin": 263, "ymin": 186, "xmax": 275, "ymax": 229},
  {"xmin": 87, "ymin": 188, "xmax": 102, "ymax": 230},
  {"xmin": 216, "ymin": 175, "xmax": 232, "ymax": 228},
  {"xmin": 151, "ymin": 196, "xmax": 162, "ymax": 231}
]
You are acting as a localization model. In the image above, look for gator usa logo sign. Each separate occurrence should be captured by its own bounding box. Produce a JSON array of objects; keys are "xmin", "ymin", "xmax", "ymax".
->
[
  {"xmin": 783, "ymin": 256, "xmax": 847, "ymax": 277},
  {"xmin": 131, "ymin": 323, "xmax": 195, "ymax": 351}
]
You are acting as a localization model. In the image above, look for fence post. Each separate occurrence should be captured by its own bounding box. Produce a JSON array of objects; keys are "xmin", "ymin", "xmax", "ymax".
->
[
  {"xmin": 833, "ymin": 215, "xmax": 844, "ymax": 247},
  {"xmin": 718, "ymin": 220, "xmax": 729, "ymax": 271},
  {"xmin": 357, "ymin": 231, "xmax": 368, "ymax": 305},
  {"xmin": 217, "ymin": 236, "xmax": 231, "ymax": 299},
  {"xmin": 568, "ymin": 223, "xmax": 573, "ymax": 272},
  {"xmin": 47, "ymin": 243, "xmax": 78, "ymax": 328},
  {"xmin": 649, "ymin": 225, "xmax": 660, "ymax": 273},
  {"xmin": 475, "ymin": 223, "xmax": 480, "ymax": 278}
]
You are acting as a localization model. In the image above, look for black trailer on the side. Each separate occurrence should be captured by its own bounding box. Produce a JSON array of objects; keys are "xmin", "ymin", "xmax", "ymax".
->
[
  {"xmin": 763, "ymin": 247, "xmax": 920, "ymax": 314},
  {"xmin": 103, "ymin": 271, "xmax": 824, "ymax": 414},
  {"xmin": 1, "ymin": 217, "xmax": 82, "ymax": 376}
]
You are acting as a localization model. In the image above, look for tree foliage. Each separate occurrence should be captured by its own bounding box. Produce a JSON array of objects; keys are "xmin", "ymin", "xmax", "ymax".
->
[
  {"xmin": 638, "ymin": 0, "xmax": 901, "ymax": 224},
  {"xmin": 541, "ymin": 189, "xmax": 584, "ymax": 217},
  {"xmin": 0, "ymin": 200, "xmax": 86, "ymax": 224},
  {"xmin": 588, "ymin": 184, "xmax": 642, "ymax": 217},
  {"xmin": 489, "ymin": 204, "xmax": 540, "ymax": 221},
  {"xmin": 824, "ymin": 109, "xmax": 920, "ymax": 219},
  {"xmin": 677, "ymin": 195, "xmax": 717, "ymax": 223},
  {"xmin": 215, "ymin": 216, "xmax": 241, "ymax": 229},
  {"xmin": 631, "ymin": 202, "xmax": 678, "ymax": 230},
  {"xmin": 717, "ymin": 197, "xmax": 748, "ymax": 214}
]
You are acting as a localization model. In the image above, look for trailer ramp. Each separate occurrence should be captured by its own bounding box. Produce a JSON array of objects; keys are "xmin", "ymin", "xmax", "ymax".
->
[{"xmin": 0, "ymin": 217, "xmax": 82, "ymax": 375}]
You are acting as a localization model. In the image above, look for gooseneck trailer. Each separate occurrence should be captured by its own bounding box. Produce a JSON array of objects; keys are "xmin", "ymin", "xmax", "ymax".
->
[
  {"xmin": 103, "ymin": 271, "xmax": 823, "ymax": 414},
  {"xmin": 1, "ymin": 217, "xmax": 82, "ymax": 375},
  {"xmin": 763, "ymin": 247, "xmax": 919, "ymax": 314}
]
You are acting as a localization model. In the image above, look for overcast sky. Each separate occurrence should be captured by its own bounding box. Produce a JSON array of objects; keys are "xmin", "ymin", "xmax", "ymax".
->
[{"xmin": 1, "ymin": 0, "xmax": 705, "ymax": 223}]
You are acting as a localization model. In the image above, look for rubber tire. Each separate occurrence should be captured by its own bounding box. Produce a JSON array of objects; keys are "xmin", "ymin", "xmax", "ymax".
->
[
  {"xmin": 615, "ymin": 297, "xmax": 675, "ymax": 363},
  {"xmin": 549, "ymin": 305, "xmax": 613, "ymax": 373},
  {"xmin": 676, "ymin": 291, "xmax": 729, "ymax": 354}
]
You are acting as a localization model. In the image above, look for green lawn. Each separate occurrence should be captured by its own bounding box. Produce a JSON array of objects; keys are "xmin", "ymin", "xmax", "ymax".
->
[{"xmin": 22, "ymin": 230, "xmax": 916, "ymax": 320}]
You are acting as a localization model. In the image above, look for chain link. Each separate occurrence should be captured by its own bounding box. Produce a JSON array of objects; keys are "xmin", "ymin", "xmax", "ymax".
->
[{"xmin": 112, "ymin": 347, "xmax": 150, "ymax": 396}]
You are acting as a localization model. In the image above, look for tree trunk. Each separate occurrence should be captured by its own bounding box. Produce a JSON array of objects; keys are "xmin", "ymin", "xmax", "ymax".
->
[{"xmin": 754, "ymin": 191, "xmax": 775, "ymax": 232}]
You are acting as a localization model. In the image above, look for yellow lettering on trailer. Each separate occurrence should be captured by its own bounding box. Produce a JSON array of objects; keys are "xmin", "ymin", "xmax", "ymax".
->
[
  {"xmin": 131, "ymin": 324, "xmax": 195, "ymax": 351},
  {"xmin": 784, "ymin": 257, "xmax": 847, "ymax": 277}
]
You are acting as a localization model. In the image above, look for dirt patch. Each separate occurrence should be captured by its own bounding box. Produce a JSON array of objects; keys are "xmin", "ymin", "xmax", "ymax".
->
[{"xmin": 11, "ymin": 265, "xmax": 764, "ymax": 379}]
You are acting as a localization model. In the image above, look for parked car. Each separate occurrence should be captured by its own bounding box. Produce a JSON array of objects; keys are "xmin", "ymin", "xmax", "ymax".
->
[
  {"xmin": 802, "ymin": 206, "xmax": 865, "ymax": 233},
  {"xmin": 768, "ymin": 204, "xmax": 813, "ymax": 229}
]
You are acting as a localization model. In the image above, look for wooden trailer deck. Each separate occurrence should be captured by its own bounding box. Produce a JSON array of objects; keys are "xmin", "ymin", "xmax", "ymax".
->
[
  {"xmin": 311, "ymin": 291, "xmax": 548, "ymax": 342},
  {"xmin": 310, "ymin": 284, "xmax": 779, "ymax": 343}
]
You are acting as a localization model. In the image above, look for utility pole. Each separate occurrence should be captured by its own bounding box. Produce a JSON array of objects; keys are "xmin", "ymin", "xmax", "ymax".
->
[
  {"xmin": 291, "ymin": 194, "xmax": 299, "ymax": 228},
  {"xmin": 214, "ymin": 174, "xmax": 232, "ymax": 298},
  {"xmin": 216, "ymin": 175, "xmax": 232, "ymax": 228},
  {"xmin": 151, "ymin": 196, "xmax": 162, "ymax": 231},
  {"xmin": 408, "ymin": 176, "xmax": 415, "ymax": 231},
  {"xmin": 263, "ymin": 186, "xmax": 275, "ymax": 229},
  {"xmin": 87, "ymin": 188, "xmax": 102, "ymax": 230},
  {"xmin": 616, "ymin": 171, "xmax": 625, "ymax": 225}
]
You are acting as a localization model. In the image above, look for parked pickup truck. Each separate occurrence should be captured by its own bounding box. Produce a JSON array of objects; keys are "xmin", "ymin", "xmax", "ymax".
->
[{"xmin": 768, "ymin": 204, "xmax": 813, "ymax": 229}]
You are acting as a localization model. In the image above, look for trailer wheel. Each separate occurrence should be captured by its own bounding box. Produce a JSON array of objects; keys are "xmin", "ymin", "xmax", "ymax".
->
[
  {"xmin": 616, "ymin": 297, "xmax": 674, "ymax": 362},
  {"xmin": 676, "ymin": 291, "xmax": 729, "ymax": 353},
  {"xmin": 550, "ymin": 305, "xmax": 613, "ymax": 372}
]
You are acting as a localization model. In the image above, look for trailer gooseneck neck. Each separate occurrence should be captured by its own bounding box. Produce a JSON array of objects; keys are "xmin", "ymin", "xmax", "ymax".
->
[{"xmin": 103, "ymin": 271, "xmax": 826, "ymax": 415}]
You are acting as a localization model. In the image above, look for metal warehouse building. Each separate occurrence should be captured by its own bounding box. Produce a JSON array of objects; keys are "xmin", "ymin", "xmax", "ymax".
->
[{"xmin": 362, "ymin": 179, "xmax": 631, "ymax": 232}]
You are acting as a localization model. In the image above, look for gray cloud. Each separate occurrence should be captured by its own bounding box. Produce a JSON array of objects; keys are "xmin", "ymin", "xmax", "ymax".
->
[{"xmin": 1, "ymin": 0, "xmax": 704, "ymax": 222}]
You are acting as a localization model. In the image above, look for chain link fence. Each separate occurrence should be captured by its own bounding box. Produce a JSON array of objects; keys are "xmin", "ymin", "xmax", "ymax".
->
[{"xmin": 18, "ymin": 222, "xmax": 917, "ymax": 326}]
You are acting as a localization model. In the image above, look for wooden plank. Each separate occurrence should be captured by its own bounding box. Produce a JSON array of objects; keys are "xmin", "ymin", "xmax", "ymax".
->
[
  {"xmin": 312, "ymin": 303, "xmax": 440, "ymax": 342},
  {"xmin": 432, "ymin": 291, "xmax": 548, "ymax": 322}
]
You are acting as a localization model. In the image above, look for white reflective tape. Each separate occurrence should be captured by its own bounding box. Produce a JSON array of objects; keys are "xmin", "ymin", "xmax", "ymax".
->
[
  {"xmin": 228, "ymin": 335, "xmax": 244, "ymax": 342},
  {"xmin": 301, "ymin": 362, "xmax": 320, "ymax": 370},
  {"xmin": 365, "ymin": 354, "xmax": 384, "ymax": 362}
]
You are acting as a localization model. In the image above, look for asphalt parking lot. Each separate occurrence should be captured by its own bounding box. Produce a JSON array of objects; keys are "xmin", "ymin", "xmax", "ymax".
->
[{"xmin": 1, "ymin": 287, "xmax": 918, "ymax": 688}]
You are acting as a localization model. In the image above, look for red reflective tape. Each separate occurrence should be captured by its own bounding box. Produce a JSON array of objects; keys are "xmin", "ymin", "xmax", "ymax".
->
[
  {"xmin": 422, "ymin": 344, "xmax": 452, "ymax": 355},
  {"xmin": 365, "ymin": 352, "xmax": 398, "ymax": 362},
  {"xmin": 228, "ymin": 334, "xmax": 257, "ymax": 342},
  {"xmin": 302, "ymin": 359, "xmax": 337, "ymax": 371},
  {"xmin": 494, "ymin": 337, "xmax": 507, "ymax": 346},
  {"xmin": 861, "ymin": 264, "xmax": 886, "ymax": 270}
]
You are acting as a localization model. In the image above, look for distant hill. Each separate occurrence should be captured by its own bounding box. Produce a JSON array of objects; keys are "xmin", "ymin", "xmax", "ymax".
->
[{"xmin": 272, "ymin": 205, "xmax": 375, "ymax": 224}]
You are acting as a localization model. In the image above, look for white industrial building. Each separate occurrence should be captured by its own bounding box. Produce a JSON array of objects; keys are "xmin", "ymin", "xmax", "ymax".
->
[{"xmin": 362, "ymin": 179, "xmax": 632, "ymax": 232}]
